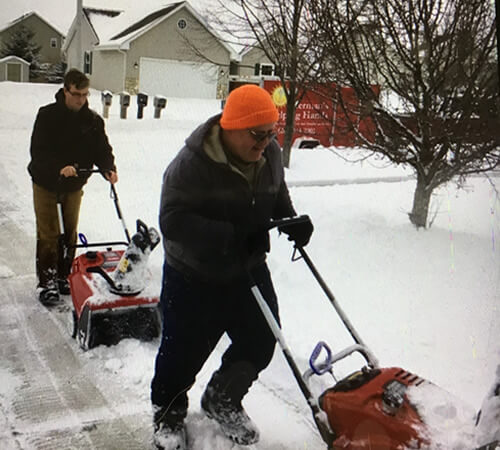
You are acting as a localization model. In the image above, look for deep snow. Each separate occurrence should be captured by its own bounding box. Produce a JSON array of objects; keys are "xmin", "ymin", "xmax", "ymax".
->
[{"xmin": 0, "ymin": 81, "xmax": 498, "ymax": 449}]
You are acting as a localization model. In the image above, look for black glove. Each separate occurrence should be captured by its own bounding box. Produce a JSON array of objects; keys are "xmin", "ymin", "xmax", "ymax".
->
[{"xmin": 278, "ymin": 216, "xmax": 314, "ymax": 247}]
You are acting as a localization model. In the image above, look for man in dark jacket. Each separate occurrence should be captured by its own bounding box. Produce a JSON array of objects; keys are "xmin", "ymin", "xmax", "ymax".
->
[
  {"xmin": 28, "ymin": 68, "xmax": 117, "ymax": 306},
  {"xmin": 150, "ymin": 84, "xmax": 313, "ymax": 449}
]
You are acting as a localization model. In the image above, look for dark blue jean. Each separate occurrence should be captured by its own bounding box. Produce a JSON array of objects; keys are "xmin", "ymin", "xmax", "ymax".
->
[{"xmin": 150, "ymin": 261, "xmax": 280, "ymax": 415}]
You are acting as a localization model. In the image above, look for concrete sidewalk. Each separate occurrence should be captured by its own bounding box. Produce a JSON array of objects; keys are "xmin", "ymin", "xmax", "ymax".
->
[{"xmin": 0, "ymin": 214, "xmax": 153, "ymax": 449}]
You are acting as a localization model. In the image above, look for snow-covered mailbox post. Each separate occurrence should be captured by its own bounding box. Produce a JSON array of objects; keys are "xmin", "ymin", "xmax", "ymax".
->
[
  {"xmin": 137, "ymin": 92, "xmax": 148, "ymax": 119},
  {"xmin": 153, "ymin": 95, "xmax": 167, "ymax": 119},
  {"xmin": 101, "ymin": 90, "xmax": 113, "ymax": 119},
  {"xmin": 119, "ymin": 92, "xmax": 130, "ymax": 119}
]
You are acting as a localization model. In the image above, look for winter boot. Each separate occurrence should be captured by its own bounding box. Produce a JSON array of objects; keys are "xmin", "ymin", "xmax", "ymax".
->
[
  {"xmin": 38, "ymin": 285, "xmax": 61, "ymax": 306},
  {"xmin": 201, "ymin": 369, "xmax": 259, "ymax": 445},
  {"xmin": 57, "ymin": 278, "xmax": 70, "ymax": 295},
  {"xmin": 153, "ymin": 406, "xmax": 187, "ymax": 450}
]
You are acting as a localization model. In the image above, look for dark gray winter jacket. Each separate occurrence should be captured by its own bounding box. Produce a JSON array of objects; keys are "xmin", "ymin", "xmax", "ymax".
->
[
  {"xmin": 28, "ymin": 88, "xmax": 115, "ymax": 192},
  {"xmin": 159, "ymin": 114, "xmax": 296, "ymax": 283}
]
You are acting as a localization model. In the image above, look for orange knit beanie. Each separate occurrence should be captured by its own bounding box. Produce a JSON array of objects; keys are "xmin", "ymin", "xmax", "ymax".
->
[{"xmin": 220, "ymin": 84, "xmax": 279, "ymax": 130}]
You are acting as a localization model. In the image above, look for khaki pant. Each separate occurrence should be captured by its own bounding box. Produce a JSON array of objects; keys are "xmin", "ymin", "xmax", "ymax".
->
[{"xmin": 33, "ymin": 183, "xmax": 83, "ymax": 287}]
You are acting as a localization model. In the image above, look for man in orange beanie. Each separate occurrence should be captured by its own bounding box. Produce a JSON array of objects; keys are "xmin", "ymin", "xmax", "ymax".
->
[{"xmin": 151, "ymin": 84, "xmax": 313, "ymax": 449}]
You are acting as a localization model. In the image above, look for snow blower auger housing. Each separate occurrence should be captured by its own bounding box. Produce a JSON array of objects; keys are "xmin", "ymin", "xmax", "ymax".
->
[{"xmin": 57, "ymin": 170, "xmax": 162, "ymax": 351}]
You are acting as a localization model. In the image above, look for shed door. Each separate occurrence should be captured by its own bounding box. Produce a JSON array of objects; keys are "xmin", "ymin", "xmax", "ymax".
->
[
  {"xmin": 7, "ymin": 63, "xmax": 21, "ymax": 81},
  {"xmin": 139, "ymin": 58, "xmax": 218, "ymax": 99}
]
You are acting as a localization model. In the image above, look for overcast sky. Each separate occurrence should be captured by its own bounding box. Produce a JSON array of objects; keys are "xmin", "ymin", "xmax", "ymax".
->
[{"xmin": 0, "ymin": 0, "xmax": 213, "ymax": 35}]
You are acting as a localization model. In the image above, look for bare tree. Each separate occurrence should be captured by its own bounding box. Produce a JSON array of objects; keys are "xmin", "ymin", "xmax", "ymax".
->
[
  {"xmin": 206, "ymin": 0, "xmax": 328, "ymax": 167},
  {"xmin": 310, "ymin": 0, "xmax": 499, "ymax": 228}
]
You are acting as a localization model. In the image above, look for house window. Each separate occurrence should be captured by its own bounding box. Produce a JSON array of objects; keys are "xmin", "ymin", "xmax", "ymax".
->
[
  {"xmin": 177, "ymin": 18, "xmax": 187, "ymax": 30},
  {"xmin": 260, "ymin": 63, "xmax": 275, "ymax": 76},
  {"xmin": 229, "ymin": 61, "xmax": 239, "ymax": 76},
  {"xmin": 84, "ymin": 51, "xmax": 92, "ymax": 75},
  {"xmin": 50, "ymin": 38, "xmax": 58, "ymax": 48}
]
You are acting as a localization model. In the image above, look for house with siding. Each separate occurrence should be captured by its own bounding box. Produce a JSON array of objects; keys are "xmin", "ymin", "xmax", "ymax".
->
[
  {"xmin": 0, "ymin": 12, "xmax": 65, "ymax": 71},
  {"xmin": 63, "ymin": 1, "xmax": 235, "ymax": 99}
]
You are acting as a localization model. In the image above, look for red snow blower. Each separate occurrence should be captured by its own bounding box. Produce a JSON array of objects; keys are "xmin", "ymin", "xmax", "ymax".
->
[
  {"xmin": 252, "ymin": 216, "xmax": 498, "ymax": 450},
  {"xmin": 57, "ymin": 169, "xmax": 162, "ymax": 351}
]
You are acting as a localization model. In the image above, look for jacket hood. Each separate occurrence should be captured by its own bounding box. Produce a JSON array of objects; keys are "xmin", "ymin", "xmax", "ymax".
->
[{"xmin": 185, "ymin": 114, "xmax": 221, "ymax": 152}]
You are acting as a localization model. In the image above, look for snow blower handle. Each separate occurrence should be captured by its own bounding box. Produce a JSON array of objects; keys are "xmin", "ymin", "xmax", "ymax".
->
[
  {"xmin": 308, "ymin": 342, "xmax": 378, "ymax": 377},
  {"xmin": 76, "ymin": 167, "xmax": 114, "ymax": 179},
  {"xmin": 268, "ymin": 214, "xmax": 311, "ymax": 230}
]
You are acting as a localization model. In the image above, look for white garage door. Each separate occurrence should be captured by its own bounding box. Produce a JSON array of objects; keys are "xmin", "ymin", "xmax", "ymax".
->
[{"xmin": 139, "ymin": 57, "xmax": 218, "ymax": 99}]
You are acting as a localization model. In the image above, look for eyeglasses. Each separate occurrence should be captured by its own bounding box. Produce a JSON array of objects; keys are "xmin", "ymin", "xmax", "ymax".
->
[
  {"xmin": 67, "ymin": 90, "xmax": 90, "ymax": 99},
  {"xmin": 248, "ymin": 129, "xmax": 276, "ymax": 143}
]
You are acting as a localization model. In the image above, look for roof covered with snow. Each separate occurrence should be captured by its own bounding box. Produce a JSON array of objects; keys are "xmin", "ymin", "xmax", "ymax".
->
[
  {"xmin": 84, "ymin": 2, "xmax": 183, "ymax": 46},
  {"xmin": 76, "ymin": 0, "xmax": 236, "ymax": 56},
  {"xmin": 0, "ymin": 11, "xmax": 65, "ymax": 37},
  {"xmin": 0, "ymin": 0, "xmax": 212, "ymax": 37}
]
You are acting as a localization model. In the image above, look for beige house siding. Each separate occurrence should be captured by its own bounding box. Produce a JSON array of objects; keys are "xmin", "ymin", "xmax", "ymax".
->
[
  {"xmin": 239, "ymin": 47, "xmax": 273, "ymax": 79},
  {"xmin": 124, "ymin": 8, "xmax": 230, "ymax": 95},
  {"xmin": 65, "ymin": 18, "xmax": 98, "ymax": 72},
  {"xmin": 0, "ymin": 14, "xmax": 64, "ymax": 65},
  {"xmin": 89, "ymin": 50, "xmax": 125, "ymax": 92}
]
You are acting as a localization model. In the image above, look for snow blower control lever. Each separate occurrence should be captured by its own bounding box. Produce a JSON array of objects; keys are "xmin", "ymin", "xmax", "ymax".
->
[{"xmin": 309, "ymin": 341, "xmax": 334, "ymax": 376}]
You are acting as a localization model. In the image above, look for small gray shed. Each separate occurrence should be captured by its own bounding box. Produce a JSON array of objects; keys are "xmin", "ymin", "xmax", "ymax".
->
[{"xmin": 0, "ymin": 56, "xmax": 30, "ymax": 82}]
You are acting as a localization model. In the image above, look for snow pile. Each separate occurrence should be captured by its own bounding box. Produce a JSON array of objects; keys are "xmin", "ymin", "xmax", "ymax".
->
[{"xmin": 408, "ymin": 382, "xmax": 476, "ymax": 448}]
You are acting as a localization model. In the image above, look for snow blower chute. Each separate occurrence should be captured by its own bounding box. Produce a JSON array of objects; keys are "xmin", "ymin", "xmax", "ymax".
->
[
  {"xmin": 57, "ymin": 169, "xmax": 162, "ymax": 351},
  {"xmin": 251, "ymin": 216, "xmax": 499, "ymax": 450}
]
